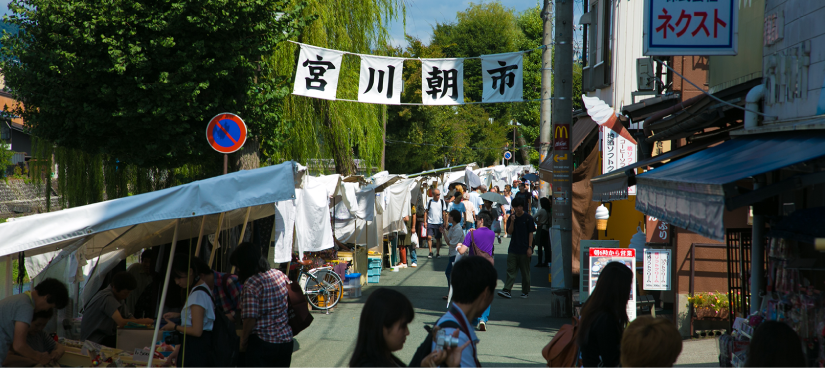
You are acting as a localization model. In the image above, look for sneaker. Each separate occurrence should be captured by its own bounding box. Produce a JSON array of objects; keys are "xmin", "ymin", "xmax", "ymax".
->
[
  {"xmin": 478, "ymin": 321, "xmax": 487, "ymax": 331},
  {"xmin": 497, "ymin": 290, "xmax": 512, "ymax": 299},
  {"xmin": 428, "ymin": 253, "xmax": 433, "ymax": 259},
  {"xmin": 497, "ymin": 237, "xmax": 502, "ymax": 244},
  {"xmin": 411, "ymin": 263, "xmax": 418, "ymax": 268},
  {"xmin": 521, "ymin": 293, "xmax": 529, "ymax": 298},
  {"xmin": 436, "ymin": 254, "xmax": 441, "ymax": 259}
]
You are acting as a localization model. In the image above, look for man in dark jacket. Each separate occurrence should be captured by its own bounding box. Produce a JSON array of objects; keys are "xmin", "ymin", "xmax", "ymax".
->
[{"xmin": 498, "ymin": 197, "xmax": 535, "ymax": 299}]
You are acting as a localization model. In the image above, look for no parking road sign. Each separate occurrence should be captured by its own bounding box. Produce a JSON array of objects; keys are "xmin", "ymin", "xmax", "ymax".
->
[
  {"xmin": 206, "ymin": 113, "xmax": 247, "ymax": 154},
  {"xmin": 504, "ymin": 151, "xmax": 513, "ymax": 160}
]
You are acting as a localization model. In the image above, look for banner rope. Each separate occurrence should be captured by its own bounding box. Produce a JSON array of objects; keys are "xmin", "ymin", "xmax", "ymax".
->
[
  {"xmin": 384, "ymin": 139, "xmax": 538, "ymax": 151},
  {"xmin": 287, "ymin": 40, "xmax": 551, "ymax": 60}
]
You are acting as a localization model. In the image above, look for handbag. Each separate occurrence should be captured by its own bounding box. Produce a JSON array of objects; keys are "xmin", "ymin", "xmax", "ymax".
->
[
  {"xmin": 286, "ymin": 280, "xmax": 313, "ymax": 336},
  {"xmin": 470, "ymin": 230, "xmax": 494, "ymax": 266}
]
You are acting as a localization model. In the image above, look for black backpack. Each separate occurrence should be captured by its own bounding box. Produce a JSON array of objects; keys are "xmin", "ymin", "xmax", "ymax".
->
[
  {"xmin": 193, "ymin": 285, "xmax": 239, "ymax": 367},
  {"xmin": 409, "ymin": 320, "xmax": 460, "ymax": 367}
]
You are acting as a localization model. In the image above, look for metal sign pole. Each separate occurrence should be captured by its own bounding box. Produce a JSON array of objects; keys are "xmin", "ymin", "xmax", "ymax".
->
[{"xmin": 550, "ymin": 0, "xmax": 574, "ymax": 317}]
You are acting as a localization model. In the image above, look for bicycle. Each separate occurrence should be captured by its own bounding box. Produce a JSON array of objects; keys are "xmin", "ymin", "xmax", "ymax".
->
[{"xmin": 296, "ymin": 260, "xmax": 344, "ymax": 313}]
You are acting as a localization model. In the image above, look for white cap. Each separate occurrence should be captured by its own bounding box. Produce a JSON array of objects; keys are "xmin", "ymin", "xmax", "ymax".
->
[{"xmin": 595, "ymin": 204, "xmax": 610, "ymax": 220}]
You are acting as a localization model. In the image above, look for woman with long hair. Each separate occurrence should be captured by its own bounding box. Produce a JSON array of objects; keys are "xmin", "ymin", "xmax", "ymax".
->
[
  {"xmin": 745, "ymin": 321, "xmax": 806, "ymax": 367},
  {"xmin": 577, "ymin": 262, "xmax": 634, "ymax": 367},
  {"xmin": 351, "ymin": 288, "xmax": 465, "ymax": 367},
  {"xmin": 161, "ymin": 255, "xmax": 216, "ymax": 367},
  {"xmin": 350, "ymin": 288, "xmax": 415, "ymax": 367}
]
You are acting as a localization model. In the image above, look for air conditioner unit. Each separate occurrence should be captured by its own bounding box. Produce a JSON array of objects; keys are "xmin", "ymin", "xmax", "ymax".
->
[{"xmin": 636, "ymin": 58, "xmax": 655, "ymax": 91}]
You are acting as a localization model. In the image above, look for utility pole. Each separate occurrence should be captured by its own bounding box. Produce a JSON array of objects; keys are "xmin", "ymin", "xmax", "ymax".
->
[
  {"xmin": 550, "ymin": 0, "xmax": 573, "ymax": 317},
  {"xmin": 539, "ymin": 0, "xmax": 553, "ymax": 199}
]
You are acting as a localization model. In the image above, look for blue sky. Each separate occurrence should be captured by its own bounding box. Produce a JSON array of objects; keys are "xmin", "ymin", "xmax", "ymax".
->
[{"xmin": 386, "ymin": 0, "xmax": 544, "ymax": 47}]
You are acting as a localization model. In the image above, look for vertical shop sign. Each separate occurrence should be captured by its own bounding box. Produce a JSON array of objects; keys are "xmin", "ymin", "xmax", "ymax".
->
[
  {"xmin": 602, "ymin": 128, "xmax": 637, "ymax": 195},
  {"xmin": 589, "ymin": 248, "xmax": 637, "ymax": 321},
  {"xmin": 644, "ymin": 0, "xmax": 738, "ymax": 56},
  {"xmin": 643, "ymin": 249, "xmax": 671, "ymax": 291},
  {"xmin": 646, "ymin": 215, "xmax": 670, "ymax": 243}
]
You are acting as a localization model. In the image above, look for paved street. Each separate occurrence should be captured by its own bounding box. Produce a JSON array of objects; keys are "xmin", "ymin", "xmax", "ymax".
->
[{"xmin": 290, "ymin": 238, "xmax": 719, "ymax": 367}]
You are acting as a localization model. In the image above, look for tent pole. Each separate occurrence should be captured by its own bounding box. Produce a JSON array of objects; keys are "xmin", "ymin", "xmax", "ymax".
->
[
  {"xmin": 147, "ymin": 219, "xmax": 180, "ymax": 368},
  {"xmin": 237, "ymin": 207, "xmax": 252, "ymax": 245},
  {"xmin": 208, "ymin": 212, "xmax": 226, "ymax": 268},
  {"xmin": 193, "ymin": 215, "xmax": 207, "ymax": 257},
  {"xmin": 230, "ymin": 207, "xmax": 252, "ymax": 274}
]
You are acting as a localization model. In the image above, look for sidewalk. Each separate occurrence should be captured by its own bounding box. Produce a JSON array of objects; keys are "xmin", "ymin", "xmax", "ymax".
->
[{"xmin": 676, "ymin": 338, "xmax": 720, "ymax": 367}]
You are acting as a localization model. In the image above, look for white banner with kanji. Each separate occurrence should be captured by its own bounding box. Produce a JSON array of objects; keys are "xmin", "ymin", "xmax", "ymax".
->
[
  {"xmin": 481, "ymin": 52, "xmax": 523, "ymax": 103},
  {"xmin": 293, "ymin": 44, "xmax": 345, "ymax": 100},
  {"xmin": 421, "ymin": 58, "xmax": 464, "ymax": 105},
  {"xmin": 644, "ymin": 0, "xmax": 738, "ymax": 56},
  {"xmin": 358, "ymin": 55, "xmax": 404, "ymax": 105},
  {"xmin": 602, "ymin": 127, "xmax": 637, "ymax": 195}
]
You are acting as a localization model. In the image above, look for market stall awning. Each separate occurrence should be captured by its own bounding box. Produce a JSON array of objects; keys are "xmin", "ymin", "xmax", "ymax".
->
[
  {"xmin": 591, "ymin": 138, "xmax": 723, "ymax": 202},
  {"xmin": 0, "ymin": 161, "xmax": 298, "ymax": 259},
  {"xmin": 635, "ymin": 132, "xmax": 825, "ymax": 241}
]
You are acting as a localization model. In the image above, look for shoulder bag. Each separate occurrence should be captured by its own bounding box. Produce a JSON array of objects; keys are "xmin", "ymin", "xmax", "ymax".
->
[{"xmin": 470, "ymin": 230, "xmax": 494, "ymax": 266}]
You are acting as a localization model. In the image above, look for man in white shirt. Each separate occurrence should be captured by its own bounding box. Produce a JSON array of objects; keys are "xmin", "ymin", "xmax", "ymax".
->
[
  {"xmin": 426, "ymin": 189, "xmax": 448, "ymax": 259},
  {"xmin": 468, "ymin": 185, "xmax": 485, "ymax": 215}
]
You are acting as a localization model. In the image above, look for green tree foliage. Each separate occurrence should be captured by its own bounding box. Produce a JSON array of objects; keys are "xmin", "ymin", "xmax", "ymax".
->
[
  {"xmin": 270, "ymin": 0, "xmax": 402, "ymax": 175},
  {"xmin": 384, "ymin": 37, "xmax": 508, "ymax": 173},
  {"xmin": 0, "ymin": 0, "xmax": 310, "ymax": 169},
  {"xmin": 0, "ymin": 142, "xmax": 12, "ymax": 178}
]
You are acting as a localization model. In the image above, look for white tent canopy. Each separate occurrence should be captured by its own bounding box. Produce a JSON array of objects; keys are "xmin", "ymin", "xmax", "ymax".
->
[{"xmin": 0, "ymin": 161, "xmax": 298, "ymax": 261}]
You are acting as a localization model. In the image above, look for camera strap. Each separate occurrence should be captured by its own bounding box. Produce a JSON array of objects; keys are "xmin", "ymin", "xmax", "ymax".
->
[{"xmin": 447, "ymin": 305, "xmax": 482, "ymax": 367}]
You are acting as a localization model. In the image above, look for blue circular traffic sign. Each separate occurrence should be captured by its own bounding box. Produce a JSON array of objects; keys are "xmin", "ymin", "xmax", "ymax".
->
[
  {"xmin": 504, "ymin": 151, "xmax": 513, "ymax": 160},
  {"xmin": 206, "ymin": 113, "xmax": 247, "ymax": 154}
]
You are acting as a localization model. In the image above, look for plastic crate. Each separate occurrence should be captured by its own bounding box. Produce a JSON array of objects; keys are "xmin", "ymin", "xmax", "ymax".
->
[
  {"xmin": 368, "ymin": 258, "xmax": 382, "ymax": 266},
  {"xmin": 368, "ymin": 275, "xmax": 380, "ymax": 283},
  {"xmin": 368, "ymin": 268, "xmax": 381, "ymax": 277}
]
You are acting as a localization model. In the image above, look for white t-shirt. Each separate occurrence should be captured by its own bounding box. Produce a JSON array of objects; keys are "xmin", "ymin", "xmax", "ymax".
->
[
  {"xmin": 184, "ymin": 283, "xmax": 215, "ymax": 332},
  {"xmin": 427, "ymin": 199, "xmax": 446, "ymax": 225},
  {"xmin": 468, "ymin": 191, "xmax": 483, "ymax": 213}
]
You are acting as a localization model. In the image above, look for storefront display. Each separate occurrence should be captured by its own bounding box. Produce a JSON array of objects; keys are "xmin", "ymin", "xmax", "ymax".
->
[{"xmin": 721, "ymin": 237, "xmax": 825, "ymax": 367}]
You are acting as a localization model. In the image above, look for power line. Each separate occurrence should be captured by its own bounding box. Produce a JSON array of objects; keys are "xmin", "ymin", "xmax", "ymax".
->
[{"xmin": 384, "ymin": 139, "xmax": 537, "ymax": 151}]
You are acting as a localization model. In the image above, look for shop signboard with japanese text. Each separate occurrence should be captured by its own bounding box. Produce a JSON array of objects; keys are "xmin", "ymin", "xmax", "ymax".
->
[
  {"xmin": 644, "ymin": 0, "xmax": 738, "ymax": 56},
  {"xmin": 602, "ymin": 128, "xmax": 637, "ymax": 195},
  {"xmin": 643, "ymin": 249, "xmax": 672, "ymax": 291},
  {"xmin": 589, "ymin": 248, "xmax": 637, "ymax": 321}
]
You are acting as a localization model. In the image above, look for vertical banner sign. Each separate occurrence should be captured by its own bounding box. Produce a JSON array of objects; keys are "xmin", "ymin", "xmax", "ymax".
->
[
  {"xmin": 643, "ymin": 248, "xmax": 672, "ymax": 291},
  {"xmin": 589, "ymin": 248, "xmax": 637, "ymax": 321},
  {"xmin": 293, "ymin": 44, "xmax": 345, "ymax": 100},
  {"xmin": 421, "ymin": 59, "xmax": 464, "ymax": 105},
  {"xmin": 601, "ymin": 128, "xmax": 637, "ymax": 195},
  {"xmin": 644, "ymin": 0, "xmax": 738, "ymax": 56},
  {"xmin": 358, "ymin": 55, "xmax": 405, "ymax": 105},
  {"xmin": 646, "ymin": 216, "xmax": 670, "ymax": 243},
  {"xmin": 480, "ymin": 52, "xmax": 523, "ymax": 103}
]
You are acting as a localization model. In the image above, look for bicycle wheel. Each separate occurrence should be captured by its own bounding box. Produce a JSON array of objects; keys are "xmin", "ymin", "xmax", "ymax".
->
[{"xmin": 304, "ymin": 269, "xmax": 344, "ymax": 310}]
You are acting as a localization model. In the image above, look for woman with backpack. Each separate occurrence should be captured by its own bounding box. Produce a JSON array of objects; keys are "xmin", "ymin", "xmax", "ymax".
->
[
  {"xmin": 577, "ymin": 262, "xmax": 634, "ymax": 367},
  {"xmin": 350, "ymin": 288, "xmax": 466, "ymax": 367},
  {"xmin": 161, "ymin": 255, "xmax": 216, "ymax": 367}
]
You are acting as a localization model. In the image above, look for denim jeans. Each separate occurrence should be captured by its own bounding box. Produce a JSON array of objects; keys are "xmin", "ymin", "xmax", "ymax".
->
[
  {"xmin": 473, "ymin": 306, "xmax": 491, "ymax": 325},
  {"xmin": 408, "ymin": 244, "xmax": 418, "ymax": 264},
  {"xmin": 445, "ymin": 256, "xmax": 456, "ymax": 286}
]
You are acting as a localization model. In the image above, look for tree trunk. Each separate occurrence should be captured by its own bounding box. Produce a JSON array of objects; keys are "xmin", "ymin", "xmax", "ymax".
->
[
  {"xmin": 234, "ymin": 136, "xmax": 260, "ymax": 171},
  {"xmin": 517, "ymin": 130, "xmax": 530, "ymax": 165}
]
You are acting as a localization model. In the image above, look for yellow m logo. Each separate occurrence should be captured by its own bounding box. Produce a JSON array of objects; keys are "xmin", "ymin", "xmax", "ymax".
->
[{"xmin": 555, "ymin": 125, "xmax": 569, "ymax": 139}]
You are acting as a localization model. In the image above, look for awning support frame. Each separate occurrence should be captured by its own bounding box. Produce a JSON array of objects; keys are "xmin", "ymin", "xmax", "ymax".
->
[{"xmin": 725, "ymin": 171, "xmax": 825, "ymax": 210}]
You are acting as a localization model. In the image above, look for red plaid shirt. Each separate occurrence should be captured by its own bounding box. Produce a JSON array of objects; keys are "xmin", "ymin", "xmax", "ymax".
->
[
  {"xmin": 241, "ymin": 269, "xmax": 292, "ymax": 343},
  {"xmin": 212, "ymin": 271, "xmax": 242, "ymax": 313}
]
